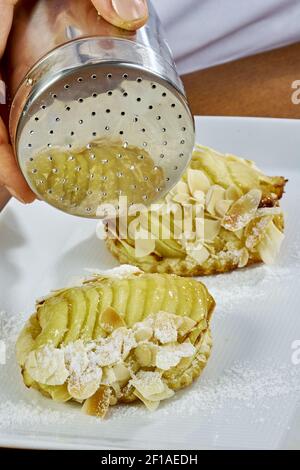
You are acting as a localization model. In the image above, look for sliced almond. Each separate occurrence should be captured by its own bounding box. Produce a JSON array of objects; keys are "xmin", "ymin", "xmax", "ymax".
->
[
  {"xmin": 205, "ymin": 185, "xmax": 225, "ymax": 215},
  {"xmin": 177, "ymin": 317, "xmax": 197, "ymax": 337},
  {"xmin": 204, "ymin": 219, "xmax": 221, "ymax": 241},
  {"xmin": 175, "ymin": 181, "xmax": 189, "ymax": 195},
  {"xmin": 156, "ymin": 342, "xmax": 195, "ymax": 371},
  {"xmin": 238, "ymin": 248, "xmax": 249, "ymax": 268},
  {"xmin": 99, "ymin": 307, "xmax": 126, "ymax": 334},
  {"xmin": 134, "ymin": 326, "xmax": 153, "ymax": 342},
  {"xmin": 121, "ymin": 329, "xmax": 137, "ymax": 359},
  {"xmin": 133, "ymin": 390, "xmax": 160, "ymax": 411},
  {"xmin": 187, "ymin": 243, "xmax": 210, "ymax": 264},
  {"xmin": 148, "ymin": 383, "xmax": 175, "ymax": 402},
  {"xmin": 245, "ymin": 216, "xmax": 273, "ymax": 251},
  {"xmin": 82, "ymin": 385, "xmax": 111, "ymax": 418},
  {"xmin": 225, "ymin": 184, "xmax": 243, "ymax": 201},
  {"xmin": 94, "ymin": 332, "xmax": 123, "ymax": 366},
  {"xmin": 153, "ymin": 312, "xmax": 178, "ymax": 344},
  {"xmin": 172, "ymin": 192, "xmax": 191, "ymax": 205},
  {"xmin": 255, "ymin": 207, "xmax": 282, "ymax": 218},
  {"xmin": 68, "ymin": 369, "xmax": 102, "ymax": 400},
  {"xmin": 222, "ymin": 189, "xmax": 262, "ymax": 231},
  {"xmin": 134, "ymin": 343, "xmax": 154, "ymax": 367},
  {"xmin": 101, "ymin": 366, "xmax": 117, "ymax": 385},
  {"xmin": 64, "ymin": 341, "xmax": 89, "ymax": 377},
  {"xmin": 110, "ymin": 381, "xmax": 121, "ymax": 399},
  {"xmin": 187, "ymin": 168, "xmax": 211, "ymax": 194},
  {"xmin": 215, "ymin": 199, "xmax": 233, "ymax": 217},
  {"xmin": 134, "ymin": 237, "xmax": 155, "ymax": 258},
  {"xmin": 25, "ymin": 347, "xmax": 69, "ymax": 386},
  {"xmin": 257, "ymin": 221, "xmax": 284, "ymax": 264},
  {"xmin": 130, "ymin": 371, "xmax": 165, "ymax": 399},
  {"xmin": 112, "ymin": 363, "xmax": 131, "ymax": 383},
  {"xmin": 234, "ymin": 228, "xmax": 244, "ymax": 240},
  {"xmin": 193, "ymin": 190, "xmax": 205, "ymax": 204}
]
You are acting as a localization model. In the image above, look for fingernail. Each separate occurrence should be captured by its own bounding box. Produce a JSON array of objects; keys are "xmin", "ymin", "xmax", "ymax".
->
[
  {"xmin": 112, "ymin": 0, "xmax": 147, "ymax": 21},
  {"xmin": 5, "ymin": 186, "xmax": 26, "ymax": 203},
  {"xmin": 0, "ymin": 80, "xmax": 6, "ymax": 104}
]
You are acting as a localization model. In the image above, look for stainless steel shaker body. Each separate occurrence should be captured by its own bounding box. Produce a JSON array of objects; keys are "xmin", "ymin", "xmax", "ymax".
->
[{"xmin": 6, "ymin": 0, "xmax": 195, "ymax": 217}]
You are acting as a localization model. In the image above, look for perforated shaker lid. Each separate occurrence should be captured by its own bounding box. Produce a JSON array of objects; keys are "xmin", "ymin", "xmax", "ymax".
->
[{"xmin": 12, "ymin": 52, "xmax": 194, "ymax": 218}]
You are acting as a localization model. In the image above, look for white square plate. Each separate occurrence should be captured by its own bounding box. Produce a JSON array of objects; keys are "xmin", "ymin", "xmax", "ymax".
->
[{"xmin": 1, "ymin": 116, "xmax": 300, "ymax": 450}]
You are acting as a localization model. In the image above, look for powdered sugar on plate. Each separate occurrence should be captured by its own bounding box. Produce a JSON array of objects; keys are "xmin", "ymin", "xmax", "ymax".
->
[{"xmin": 109, "ymin": 360, "xmax": 300, "ymax": 423}]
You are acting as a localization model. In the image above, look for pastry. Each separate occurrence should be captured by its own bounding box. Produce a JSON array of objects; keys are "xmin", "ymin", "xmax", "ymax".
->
[
  {"xmin": 16, "ymin": 268, "xmax": 215, "ymax": 418},
  {"xmin": 106, "ymin": 145, "xmax": 286, "ymax": 276}
]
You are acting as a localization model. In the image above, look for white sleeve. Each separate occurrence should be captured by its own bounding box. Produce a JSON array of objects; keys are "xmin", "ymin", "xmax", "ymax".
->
[{"xmin": 151, "ymin": 0, "xmax": 300, "ymax": 74}]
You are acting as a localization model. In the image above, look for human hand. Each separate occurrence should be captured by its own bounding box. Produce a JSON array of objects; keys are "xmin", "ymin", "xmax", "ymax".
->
[{"xmin": 0, "ymin": 0, "xmax": 148, "ymax": 203}]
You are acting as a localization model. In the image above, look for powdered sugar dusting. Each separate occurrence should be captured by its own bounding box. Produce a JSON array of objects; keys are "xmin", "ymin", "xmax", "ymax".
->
[
  {"xmin": 84, "ymin": 265, "xmax": 142, "ymax": 279},
  {"xmin": 109, "ymin": 360, "xmax": 300, "ymax": 422}
]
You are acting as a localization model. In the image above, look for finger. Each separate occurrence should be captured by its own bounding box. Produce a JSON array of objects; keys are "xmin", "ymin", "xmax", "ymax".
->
[
  {"xmin": 0, "ymin": 0, "xmax": 18, "ymax": 57},
  {"xmin": 91, "ymin": 0, "xmax": 148, "ymax": 31},
  {"xmin": 0, "ymin": 118, "xmax": 35, "ymax": 203}
]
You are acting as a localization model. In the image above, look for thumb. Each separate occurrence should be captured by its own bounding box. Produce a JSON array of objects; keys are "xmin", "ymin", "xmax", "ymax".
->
[
  {"xmin": 91, "ymin": 0, "xmax": 148, "ymax": 31},
  {"xmin": 0, "ymin": 118, "xmax": 35, "ymax": 203}
]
